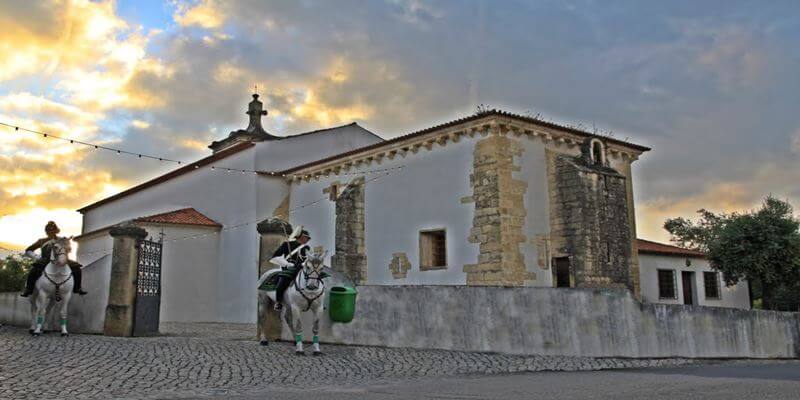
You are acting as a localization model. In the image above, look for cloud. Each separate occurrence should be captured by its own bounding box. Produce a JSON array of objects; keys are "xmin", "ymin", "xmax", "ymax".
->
[
  {"xmin": 0, "ymin": 0, "xmax": 128, "ymax": 81},
  {"xmin": 173, "ymin": 0, "xmax": 225, "ymax": 29}
]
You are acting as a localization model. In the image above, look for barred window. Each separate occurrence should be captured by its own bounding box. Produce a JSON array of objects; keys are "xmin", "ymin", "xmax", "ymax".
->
[
  {"xmin": 704, "ymin": 271, "xmax": 721, "ymax": 300},
  {"xmin": 420, "ymin": 229, "xmax": 447, "ymax": 269},
  {"xmin": 657, "ymin": 269, "xmax": 677, "ymax": 299}
]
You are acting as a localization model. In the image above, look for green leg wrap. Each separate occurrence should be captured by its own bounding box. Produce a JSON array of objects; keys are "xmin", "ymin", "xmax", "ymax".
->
[
  {"xmin": 37, "ymin": 315, "xmax": 44, "ymax": 324},
  {"xmin": 60, "ymin": 318, "xmax": 67, "ymax": 326},
  {"xmin": 294, "ymin": 334, "xmax": 303, "ymax": 343},
  {"xmin": 312, "ymin": 335, "xmax": 319, "ymax": 344}
]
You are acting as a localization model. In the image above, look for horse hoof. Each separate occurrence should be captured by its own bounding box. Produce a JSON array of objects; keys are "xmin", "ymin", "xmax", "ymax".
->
[
  {"xmin": 313, "ymin": 351, "xmax": 323, "ymax": 356},
  {"xmin": 32, "ymin": 332, "xmax": 40, "ymax": 337},
  {"xmin": 61, "ymin": 333, "xmax": 69, "ymax": 337},
  {"xmin": 259, "ymin": 340, "xmax": 269, "ymax": 346}
]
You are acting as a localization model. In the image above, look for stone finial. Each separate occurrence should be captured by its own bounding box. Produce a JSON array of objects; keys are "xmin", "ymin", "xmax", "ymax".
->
[
  {"xmin": 109, "ymin": 222, "xmax": 147, "ymax": 239},
  {"xmin": 246, "ymin": 94, "xmax": 268, "ymax": 134},
  {"xmin": 256, "ymin": 218, "xmax": 292, "ymax": 236},
  {"xmin": 208, "ymin": 93, "xmax": 279, "ymax": 152}
]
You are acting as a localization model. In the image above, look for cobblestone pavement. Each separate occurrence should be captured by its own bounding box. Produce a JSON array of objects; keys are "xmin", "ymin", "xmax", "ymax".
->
[{"xmin": 0, "ymin": 323, "xmax": 700, "ymax": 400}]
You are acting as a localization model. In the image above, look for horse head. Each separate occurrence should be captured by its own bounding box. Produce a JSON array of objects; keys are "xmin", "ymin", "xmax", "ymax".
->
[
  {"xmin": 50, "ymin": 236, "xmax": 72, "ymax": 266},
  {"xmin": 301, "ymin": 250, "xmax": 328, "ymax": 291}
]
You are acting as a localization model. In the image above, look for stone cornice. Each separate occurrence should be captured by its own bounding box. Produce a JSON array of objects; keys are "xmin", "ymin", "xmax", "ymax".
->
[{"xmin": 283, "ymin": 114, "xmax": 647, "ymax": 184}]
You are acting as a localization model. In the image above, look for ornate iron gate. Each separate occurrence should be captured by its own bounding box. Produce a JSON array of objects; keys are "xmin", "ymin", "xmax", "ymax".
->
[{"xmin": 133, "ymin": 236, "xmax": 163, "ymax": 336}]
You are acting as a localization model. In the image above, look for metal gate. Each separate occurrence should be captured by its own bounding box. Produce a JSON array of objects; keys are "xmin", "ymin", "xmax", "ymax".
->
[{"xmin": 133, "ymin": 236, "xmax": 163, "ymax": 336}]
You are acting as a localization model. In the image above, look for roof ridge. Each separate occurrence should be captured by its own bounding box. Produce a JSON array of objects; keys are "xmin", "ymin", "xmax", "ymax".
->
[
  {"xmin": 280, "ymin": 121, "xmax": 372, "ymax": 140},
  {"xmin": 135, "ymin": 207, "xmax": 196, "ymax": 220},
  {"xmin": 279, "ymin": 110, "xmax": 649, "ymax": 175}
]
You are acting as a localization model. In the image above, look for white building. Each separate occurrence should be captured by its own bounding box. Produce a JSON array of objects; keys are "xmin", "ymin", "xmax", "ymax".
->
[
  {"xmin": 76, "ymin": 94, "xmax": 751, "ymax": 323},
  {"xmin": 637, "ymin": 239, "xmax": 750, "ymax": 309}
]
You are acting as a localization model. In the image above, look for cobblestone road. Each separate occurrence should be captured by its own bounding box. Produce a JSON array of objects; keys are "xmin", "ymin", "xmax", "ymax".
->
[{"xmin": 0, "ymin": 323, "xmax": 698, "ymax": 400}]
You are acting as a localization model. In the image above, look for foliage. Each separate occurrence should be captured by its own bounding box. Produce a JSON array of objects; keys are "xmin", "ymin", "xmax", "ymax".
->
[
  {"xmin": 664, "ymin": 196, "xmax": 800, "ymax": 310},
  {"xmin": 0, "ymin": 253, "xmax": 32, "ymax": 292}
]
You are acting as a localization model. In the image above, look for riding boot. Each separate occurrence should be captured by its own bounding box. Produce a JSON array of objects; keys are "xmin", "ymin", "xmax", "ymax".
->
[
  {"xmin": 69, "ymin": 263, "xmax": 87, "ymax": 295},
  {"xmin": 274, "ymin": 276, "xmax": 286, "ymax": 311}
]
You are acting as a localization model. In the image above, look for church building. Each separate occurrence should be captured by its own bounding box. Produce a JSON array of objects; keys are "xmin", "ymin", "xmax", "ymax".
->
[{"xmin": 74, "ymin": 94, "xmax": 749, "ymax": 324}]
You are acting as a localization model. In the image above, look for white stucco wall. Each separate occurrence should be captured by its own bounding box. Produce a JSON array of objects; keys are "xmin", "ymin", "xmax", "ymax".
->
[
  {"xmin": 137, "ymin": 224, "xmax": 221, "ymax": 322},
  {"xmin": 289, "ymin": 137, "xmax": 481, "ymax": 285},
  {"xmin": 80, "ymin": 148, "xmax": 260, "ymax": 323},
  {"xmin": 638, "ymin": 253, "xmax": 750, "ymax": 309}
]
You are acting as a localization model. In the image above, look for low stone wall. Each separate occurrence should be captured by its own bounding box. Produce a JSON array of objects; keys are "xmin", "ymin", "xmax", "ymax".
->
[
  {"xmin": 283, "ymin": 286, "xmax": 800, "ymax": 358},
  {"xmin": 0, "ymin": 254, "xmax": 111, "ymax": 333}
]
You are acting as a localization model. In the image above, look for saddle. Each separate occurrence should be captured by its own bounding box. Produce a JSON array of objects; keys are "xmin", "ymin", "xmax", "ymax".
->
[
  {"xmin": 257, "ymin": 266, "xmax": 332, "ymax": 291},
  {"xmin": 257, "ymin": 267, "xmax": 299, "ymax": 291}
]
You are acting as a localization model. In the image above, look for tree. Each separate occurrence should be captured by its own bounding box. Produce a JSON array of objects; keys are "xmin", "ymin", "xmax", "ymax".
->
[
  {"xmin": 664, "ymin": 196, "xmax": 800, "ymax": 310},
  {"xmin": 0, "ymin": 253, "xmax": 31, "ymax": 293}
]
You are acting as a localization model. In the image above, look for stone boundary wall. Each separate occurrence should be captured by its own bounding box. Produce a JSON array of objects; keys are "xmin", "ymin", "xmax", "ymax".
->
[
  {"xmin": 0, "ymin": 254, "xmax": 111, "ymax": 333},
  {"xmin": 288, "ymin": 286, "xmax": 799, "ymax": 358}
]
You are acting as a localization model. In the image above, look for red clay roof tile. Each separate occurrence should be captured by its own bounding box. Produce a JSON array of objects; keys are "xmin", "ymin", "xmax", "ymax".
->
[{"xmin": 637, "ymin": 238, "xmax": 705, "ymax": 257}]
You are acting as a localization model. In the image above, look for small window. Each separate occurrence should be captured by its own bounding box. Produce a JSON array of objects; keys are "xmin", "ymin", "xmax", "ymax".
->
[
  {"xmin": 657, "ymin": 269, "xmax": 677, "ymax": 299},
  {"xmin": 704, "ymin": 271, "xmax": 721, "ymax": 300},
  {"xmin": 590, "ymin": 139, "xmax": 606, "ymax": 166},
  {"xmin": 419, "ymin": 229, "xmax": 446, "ymax": 269}
]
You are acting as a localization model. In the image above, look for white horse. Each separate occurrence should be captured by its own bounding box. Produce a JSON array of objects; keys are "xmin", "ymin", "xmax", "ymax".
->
[
  {"xmin": 258, "ymin": 250, "xmax": 329, "ymax": 355},
  {"xmin": 29, "ymin": 237, "xmax": 74, "ymax": 337}
]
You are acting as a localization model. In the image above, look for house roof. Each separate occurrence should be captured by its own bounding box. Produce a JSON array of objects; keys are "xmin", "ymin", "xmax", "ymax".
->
[
  {"xmin": 77, "ymin": 142, "xmax": 255, "ymax": 213},
  {"xmin": 134, "ymin": 208, "xmax": 222, "ymax": 227},
  {"xmin": 637, "ymin": 238, "xmax": 705, "ymax": 258},
  {"xmin": 78, "ymin": 122, "xmax": 382, "ymax": 214},
  {"xmin": 74, "ymin": 208, "xmax": 221, "ymax": 240},
  {"xmin": 275, "ymin": 109, "xmax": 651, "ymax": 175},
  {"xmin": 282, "ymin": 122, "xmax": 382, "ymax": 141}
]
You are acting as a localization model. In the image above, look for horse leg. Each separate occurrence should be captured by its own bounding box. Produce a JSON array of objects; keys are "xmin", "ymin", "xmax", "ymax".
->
[
  {"xmin": 289, "ymin": 302, "xmax": 304, "ymax": 355},
  {"xmin": 311, "ymin": 303, "xmax": 323, "ymax": 355},
  {"xmin": 29, "ymin": 294, "xmax": 37, "ymax": 334},
  {"xmin": 59, "ymin": 292, "xmax": 71, "ymax": 337},
  {"xmin": 33, "ymin": 291, "xmax": 47, "ymax": 336}
]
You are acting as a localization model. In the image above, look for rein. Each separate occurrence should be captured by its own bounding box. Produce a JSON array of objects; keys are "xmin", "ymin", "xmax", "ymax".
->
[
  {"xmin": 43, "ymin": 269, "xmax": 73, "ymax": 302},
  {"xmin": 294, "ymin": 269, "xmax": 325, "ymax": 312}
]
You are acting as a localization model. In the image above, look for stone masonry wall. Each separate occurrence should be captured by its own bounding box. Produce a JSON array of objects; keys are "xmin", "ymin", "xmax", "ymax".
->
[
  {"xmin": 331, "ymin": 177, "xmax": 367, "ymax": 284},
  {"xmin": 548, "ymin": 148, "xmax": 632, "ymax": 290},
  {"xmin": 463, "ymin": 135, "xmax": 534, "ymax": 285}
]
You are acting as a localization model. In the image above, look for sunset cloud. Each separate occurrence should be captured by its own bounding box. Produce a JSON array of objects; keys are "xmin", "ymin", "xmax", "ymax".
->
[
  {"xmin": 173, "ymin": 0, "xmax": 225, "ymax": 29},
  {"xmin": 0, "ymin": 0, "xmax": 798, "ymax": 249}
]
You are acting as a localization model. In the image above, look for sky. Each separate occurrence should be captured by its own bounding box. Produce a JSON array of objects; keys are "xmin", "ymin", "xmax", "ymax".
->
[{"xmin": 0, "ymin": 0, "xmax": 799, "ymax": 250}]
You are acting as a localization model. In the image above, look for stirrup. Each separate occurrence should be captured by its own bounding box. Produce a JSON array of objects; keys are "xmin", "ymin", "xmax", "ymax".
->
[
  {"xmin": 273, "ymin": 303, "xmax": 283, "ymax": 311},
  {"xmin": 20, "ymin": 291, "xmax": 32, "ymax": 298},
  {"xmin": 74, "ymin": 289, "xmax": 88, "ymax": 296}
]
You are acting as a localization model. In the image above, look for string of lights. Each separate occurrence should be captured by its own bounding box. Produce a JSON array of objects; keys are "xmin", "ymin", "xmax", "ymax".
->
[
  {"xmin": 0, "ymin": 121, "xmax": 406, "ymax": 178},
  {"xmin": 161, "ymin": 168, "xmax": 401, "ymax": 244}
]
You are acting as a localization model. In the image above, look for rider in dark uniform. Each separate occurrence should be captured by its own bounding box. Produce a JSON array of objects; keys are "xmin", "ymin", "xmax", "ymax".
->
[
  {"xmin": 272, "ymin": 230, "xmax": 311, "ymax": 311},
  {"xmin": 20, "ymin": 221, "xmax": 87, "ymax": 297}
]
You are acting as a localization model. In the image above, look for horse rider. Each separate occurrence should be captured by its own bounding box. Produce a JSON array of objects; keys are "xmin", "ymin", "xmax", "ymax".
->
[
  {"xmin": 271, "ymin": 229, "xmax": 311, "ymax": 311},
  {"xmin": 20, "ymin": 221, "xmax": 87, "ymax": 297}
]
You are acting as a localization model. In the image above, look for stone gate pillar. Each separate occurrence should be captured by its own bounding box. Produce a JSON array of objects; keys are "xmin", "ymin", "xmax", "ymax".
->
[
  {"xmin": 256, "ymin": 218, "xmax": 292, "ymax": 342},
  {"xmin": 103, "ymin": 223, "xmax": 147, "ymax": 337}
]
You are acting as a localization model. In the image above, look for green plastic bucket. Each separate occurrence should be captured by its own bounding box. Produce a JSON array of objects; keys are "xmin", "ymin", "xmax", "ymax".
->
[{"xmin": 328, "ymin": 286, "xmax": 357, "ymax": 323}]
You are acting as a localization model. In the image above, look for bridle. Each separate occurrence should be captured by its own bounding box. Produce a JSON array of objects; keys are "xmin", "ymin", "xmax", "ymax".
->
[
  {"xmin": 294, "ymin": 260, "xmax": 325, "ymax": 312},
  {"xmin": 45, "ymin": 239, "xmax": 72, "ymax": 302},
  {"xmin": 49, "ymin": 240, "xmax": 70, "ymax": 266}
]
